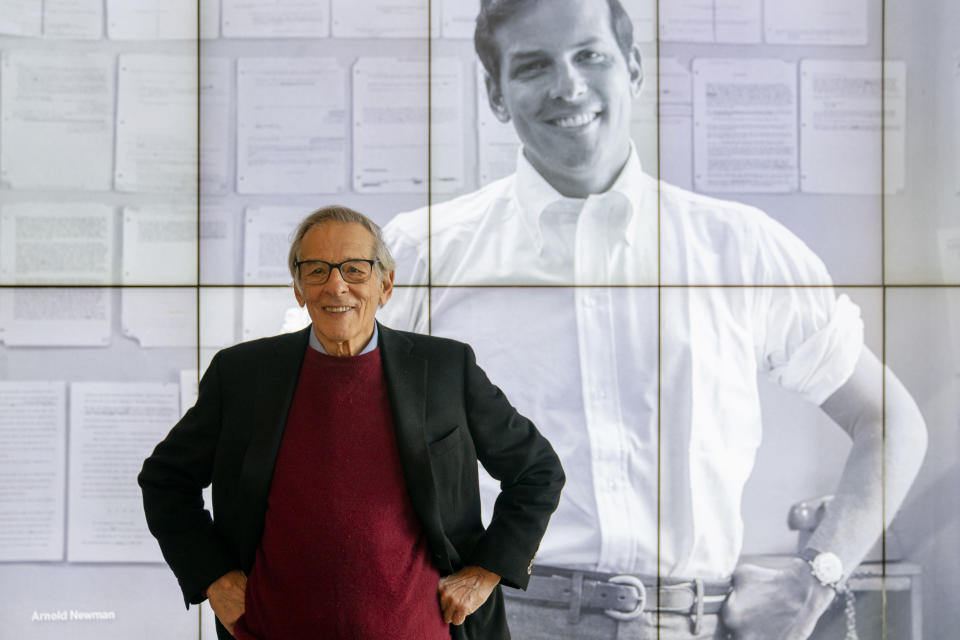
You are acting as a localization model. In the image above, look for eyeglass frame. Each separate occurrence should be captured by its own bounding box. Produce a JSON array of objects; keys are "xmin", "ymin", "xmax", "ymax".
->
[{"xmin": 294, "ymin": 258, "xmax": 381, "ymax": 285}]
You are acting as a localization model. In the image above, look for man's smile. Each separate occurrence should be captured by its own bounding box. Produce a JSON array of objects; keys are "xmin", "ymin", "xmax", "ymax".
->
[{"xmin": 546, "ymin": 111, "xmax": 601, "ymax": 128}]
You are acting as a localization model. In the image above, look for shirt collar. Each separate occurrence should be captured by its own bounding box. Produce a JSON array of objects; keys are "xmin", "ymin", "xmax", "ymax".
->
[
  {"xmin": 513, "ymin": 143, "xmax": 646, "ymax": 252},
  {"xmin": 308, "ymin": 322, "xmax": 379, "ymax": 356}
]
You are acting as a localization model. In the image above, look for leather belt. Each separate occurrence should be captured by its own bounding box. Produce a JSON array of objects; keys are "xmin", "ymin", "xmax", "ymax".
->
[{"xmin": 506, "ymin": 565, "xmax": 731, "ymax": 631}]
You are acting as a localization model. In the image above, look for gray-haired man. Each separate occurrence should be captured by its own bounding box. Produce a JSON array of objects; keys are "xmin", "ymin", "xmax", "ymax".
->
[{"xmin": 140, "ymin": 206, "xmax": 564, "ymax": 640}]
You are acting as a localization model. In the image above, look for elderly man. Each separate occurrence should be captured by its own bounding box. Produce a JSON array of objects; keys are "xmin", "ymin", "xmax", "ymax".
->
[
  {"xmin": 139, "ymin": 205, "xmax": 564, "ymax": 640},
  {"xmin": 379, "ymin": 0, "xmax": 927, "ymax": 638}
]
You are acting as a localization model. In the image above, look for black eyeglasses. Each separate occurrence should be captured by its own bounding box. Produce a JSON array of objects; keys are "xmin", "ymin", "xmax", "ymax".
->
[{"xmin": 295, "ymin": 259, "xmax": 379, "ymax": 285}]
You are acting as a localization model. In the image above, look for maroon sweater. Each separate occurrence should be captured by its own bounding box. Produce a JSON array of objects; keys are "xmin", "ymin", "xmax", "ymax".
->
[{"xmin": 234, "ymin": 346, "xmax": 450, "ymax": 640}]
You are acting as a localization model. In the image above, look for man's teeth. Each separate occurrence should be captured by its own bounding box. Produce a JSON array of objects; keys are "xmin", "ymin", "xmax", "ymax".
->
[
  {"xmin": 553, "ymin": 112, "xmax": 598, "ymax": 128},
  {"xmin": 324, "ymin": 306, "xmax": 351, "ymax": 312}
]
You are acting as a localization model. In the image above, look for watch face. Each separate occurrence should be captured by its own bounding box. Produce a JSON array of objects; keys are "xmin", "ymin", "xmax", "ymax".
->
[{"xmin": 811, "ymin": 552, "xmax": 844, "ymax": 585}]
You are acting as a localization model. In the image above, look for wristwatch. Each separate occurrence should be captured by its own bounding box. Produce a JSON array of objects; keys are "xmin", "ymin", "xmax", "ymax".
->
[
  {"xmin": 800, "ymin": 548, "xmax": 844, "ymax": 589},
  {"xmin": 800, "ymin": 549, "xmax": 859, "ymax": 640}
]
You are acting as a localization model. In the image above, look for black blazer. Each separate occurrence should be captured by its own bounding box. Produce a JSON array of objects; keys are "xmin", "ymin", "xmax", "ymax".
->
[{"xmin": 139, "ymin": 323, "xmax": 564, "ymax": 640}]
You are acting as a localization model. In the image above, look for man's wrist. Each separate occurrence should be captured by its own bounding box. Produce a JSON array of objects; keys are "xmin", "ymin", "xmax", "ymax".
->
[
  {"xmin": 799, "ymin": 548, "xmax": 844, "ymax": 590},
  {"xmin": 466, "ymin": 565, "xmax": 501, "ymax": 586},
  {"xmin": 798, "ymin": 550, "xmax": 860, "ymax": 640}
]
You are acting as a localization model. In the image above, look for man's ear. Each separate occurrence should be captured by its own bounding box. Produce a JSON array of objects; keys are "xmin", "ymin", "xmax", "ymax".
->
[
  {"xmin": 378, "ymin": 270, "xmax": 395, "ymax": 308},
  {"xmin": 628, "ymin": 44, "xmax": 643, "ymax": 98},
  {"xmin": 294, "ymin": 284, "xmax": 305, "ymax": 307},
  {"xmin": 485, "ymin": 72, "xmax": 511, "ymax": 123}
]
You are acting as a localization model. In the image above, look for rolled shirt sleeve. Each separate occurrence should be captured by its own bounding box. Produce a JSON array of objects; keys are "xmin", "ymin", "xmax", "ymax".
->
[{"xmin": 752, "ymin": 216, "xmax": 864, "ymax": 405}]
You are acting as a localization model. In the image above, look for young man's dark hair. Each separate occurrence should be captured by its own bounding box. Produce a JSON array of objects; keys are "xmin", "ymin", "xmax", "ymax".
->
[{"xmin": 474, "ymin": 0, "xmax": 635, "ymax": 83}]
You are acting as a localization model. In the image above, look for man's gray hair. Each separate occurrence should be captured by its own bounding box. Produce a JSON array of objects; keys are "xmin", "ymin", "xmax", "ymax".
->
[{"xmin": 287, "ymin": 205, "xmax": 396, "ymax": 290}]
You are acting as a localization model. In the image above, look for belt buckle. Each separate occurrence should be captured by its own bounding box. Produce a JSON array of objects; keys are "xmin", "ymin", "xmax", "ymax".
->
[{"xmin": 603, "ymin": 574, "xmax": 646, "ymax": 621}]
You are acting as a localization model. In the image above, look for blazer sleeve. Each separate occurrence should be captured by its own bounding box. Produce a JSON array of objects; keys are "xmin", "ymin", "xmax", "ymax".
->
[
  {"xmin": 460, "ymin": 344, "xmax": 565, "ymax": 589},
  {"xmin": 138, "ymin": 352, "xmax": 239, "ymax": 607}
]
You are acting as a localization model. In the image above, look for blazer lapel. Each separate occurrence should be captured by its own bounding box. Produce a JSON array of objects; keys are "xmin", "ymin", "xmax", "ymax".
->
[
  {"xmin": 237, "ymin": 326, "xmax": 311, "ymax": 558},
  {"xmin": 378, "ymin": 323, "xmax": 447, "ymax": 564}
]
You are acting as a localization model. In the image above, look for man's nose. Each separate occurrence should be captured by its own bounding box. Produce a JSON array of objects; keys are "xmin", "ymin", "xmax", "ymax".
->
[
  {"xmin": 322, "ymin": 266, "xmax": 350, "ymax": 292},
  {"xmin": 549, "ymin": 62, "xmax": 587, "ymax": 101}
]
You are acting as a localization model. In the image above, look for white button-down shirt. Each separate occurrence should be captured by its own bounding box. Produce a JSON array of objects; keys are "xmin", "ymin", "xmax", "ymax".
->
[{"xmin": 379, "ymin": 147, "xmax": 862, "ymax": 579}]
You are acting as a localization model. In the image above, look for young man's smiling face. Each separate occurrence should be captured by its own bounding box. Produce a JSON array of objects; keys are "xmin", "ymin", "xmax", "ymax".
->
[{"xmin": 486, "ymin": 0, "xmax": 642, "ymax": 198}]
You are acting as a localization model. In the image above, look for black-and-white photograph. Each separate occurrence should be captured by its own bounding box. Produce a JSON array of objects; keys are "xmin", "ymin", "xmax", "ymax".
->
[{"xmin": 0, "ymin": 0, "xmax": 957, "ymax": 638}]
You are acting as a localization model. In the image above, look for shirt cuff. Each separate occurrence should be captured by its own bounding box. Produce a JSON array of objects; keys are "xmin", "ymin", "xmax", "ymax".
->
[{"xmin": 769, "ymin": 294, "xmax": 864, "ymax": 405}]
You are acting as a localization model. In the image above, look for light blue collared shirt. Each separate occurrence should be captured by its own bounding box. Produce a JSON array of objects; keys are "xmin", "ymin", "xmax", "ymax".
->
[{"xmin": 308, "ymin": 323, "xmax": 379, "ymax": 355}]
